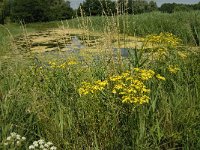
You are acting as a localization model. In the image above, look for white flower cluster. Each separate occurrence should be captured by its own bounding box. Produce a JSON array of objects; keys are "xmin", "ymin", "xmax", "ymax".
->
[
  {"xmin": 4, "ymin": 132, "xmax": 26, "ymax": 147},
  {"xmin": 29, "ymin": 139, "xmax": 57, "ymax": 150}
]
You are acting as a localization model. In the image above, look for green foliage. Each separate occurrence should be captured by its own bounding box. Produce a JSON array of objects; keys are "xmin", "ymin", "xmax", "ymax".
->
[
  {"xmin": 11, "ymin": 0, "xmax": 74, "ymax": 23},
  {"xmin": 77, "ymin": 0, "xmax": 116, "ymax": 16},
  {"xmin": 126, "ymin": 0, "xmax": 158, "ymax": 14},
  {"xmin": 77, "ymin": 0, "xmax": 158, "ymax": 16},
  {"xmin": 159, "ymin": 2, "xmax": 200, "ymax": 13},
  {"xmin": 0, "ymin": 0, "xmax": 9, "ymax": 24},
  {"xmin": 67, "ymin": 11, "xmax": 200, "ymax": 46},
  {"xmin": 0, "ymin": 11, "xmax": 200, "ymax": 150},
  {"xmin": 0, "ymin": 35, "xmax": 200, "ymax": 149}
]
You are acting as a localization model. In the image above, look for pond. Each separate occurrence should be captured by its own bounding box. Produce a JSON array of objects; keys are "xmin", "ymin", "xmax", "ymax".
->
[{"xmin": 14, "ymin": 28, "xmax": 144, "ymax": 59}]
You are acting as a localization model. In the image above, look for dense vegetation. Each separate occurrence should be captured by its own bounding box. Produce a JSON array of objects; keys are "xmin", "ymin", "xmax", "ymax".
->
[
  {"xmin": 66, "ymin": 11, "xmax": 200, "ymax": 46},
  {"xmin": 0, "ymin": 10, "xmax": 200, "ymax": 149},
  {"xmin": 0, "ymin": 0, "xmax": 74, "ymax": 23},
  {"xmin": 76, "ymin": 0, "xmax": 157, "ymax": 16},
  {"xmin": 1, "ymin": 0, "xmax": 200, "ymax": 24}
]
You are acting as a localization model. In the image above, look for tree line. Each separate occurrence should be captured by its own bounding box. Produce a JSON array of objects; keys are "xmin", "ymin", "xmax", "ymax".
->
[
  {"xmin": 1, "ymin": 0, "xmax": 200, "ymax": 24},
  {"xmin": 160, "ymin": 2, "xmax": 200, "ymax": 13},
  {"xmin": 0, "ymin": 0, "xmax": 73, "ymax": 24},
  {"xmin": 77, "ymin": 0, "xmax": 157, "ymax": 16}
]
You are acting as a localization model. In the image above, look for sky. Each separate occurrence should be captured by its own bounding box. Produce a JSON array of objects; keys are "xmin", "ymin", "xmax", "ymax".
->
[{"xmin": 69, "ymin": 0, "xmax": 200, "ymax": 9}]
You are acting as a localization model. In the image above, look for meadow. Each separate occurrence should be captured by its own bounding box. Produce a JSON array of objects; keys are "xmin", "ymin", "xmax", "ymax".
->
[{"xmin": 0, "ymin": 11, "xmax": 200, "ymax": 150}]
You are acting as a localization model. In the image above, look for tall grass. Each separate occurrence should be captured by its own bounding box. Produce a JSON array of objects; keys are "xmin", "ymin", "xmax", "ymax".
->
[
  {"xmin": 0, "ymin": 10, "xmax": 200, "ymax": 150},
  {"xmin": 67, "ymin": 11, "xmax": 200, "ymax": 46}
]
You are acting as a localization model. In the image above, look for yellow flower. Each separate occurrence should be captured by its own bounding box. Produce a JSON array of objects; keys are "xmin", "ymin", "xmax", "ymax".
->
[
  {"xmin": 112, "ymin": 89, "xmax": 117, "ymax": 94},
  {"xmin": 95, "ymin": 80, "xmax": 108, "ymax": 87},
  {"xmin": 140, "ymin": 69, "xmax": 155, "ymax": 81},
  {"xmin": 156, "ymin": 74, "xmax": 166, "ymax": 81},
  {"xmin": 110, "ymin": 76, "xmax": 122, "ymax": 82},
  {"xmin": 68, "ymin": 60, "xmax": 77, "ymax": 65},
  {"xmin": 168, "ymin": 65, "xmax": 180, "ymax": 74},
  {"xmin": 114, "ymin": 84, "xmax": 124, "ymax": 90},
  {"xmin": 78, "ymin": 68, "xmax": 164, "ymax": 106},
  {"xmin": 178, "ymin": 51, "xmax": 187, "ymax": 59},
  {"xmin": 133, "ymin": 68, "xmax": 140, "ymax": 72}
]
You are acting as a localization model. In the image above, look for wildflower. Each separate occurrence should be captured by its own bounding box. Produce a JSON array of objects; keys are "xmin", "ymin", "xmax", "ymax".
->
[
  {"xmin": 44, "ymin": 143, "xmax": 49, "ymax": 148},
  {"xmin": 49, "ymin": 61, "xmax": 56, "ymax": 68},
  {"xmin": 168, "ymin": 65, "xmax": 180, "ymax": 74},
  {"xmin": 4, "ymin": 132, "xmax": 26, "ymax": 148},
  {"xmin": 79, "ymin": 80, "xmax": 108, "ymax": 95},
  {"xmin": 40, "ymin": 145, "xmax": 45, "ymax": 149},
  {"xmin": 6, "ymin": 136, "xmax": 12, "ymax": 141},
  {"xmin": 156, "ymin": 74, "xmax": 166, "ymax": 81},
  {"xmin": 79, "ymin": 68, "xmax": 164, "ymax": 106},
  {"xmin": 11, "ymin": 132, "xmax": 17, "ymax": 137},
  {"xmin": 68, "ymin": 60, "xmax": 77, "ymax": 65},
  {"xmin": 110, "ymin": 75, "xmax": 122, "ymax": 82},
  {"xmin": 46, "ymin": 142, "xmax": 53, "ymax": 146},
  {"xmin": 112, "ymin": 89, "xmax": 117, "ymax": 94},
  {"xmin": 146, "ymin": 32, "xmax": 181, "ymax": 59},
  {"xmin": 22, "ymin": 137, "xmax": 26, "ymax": 141},
  {"xmin": 4, "ymin": 142, "xmax": 9, "ymax": 146},
  {"xmin": 58, "ymin": 63, "xmax": 66, "ymax": 69},
  {"xmin": 140, "ymin": 69, "xmax": 155, "ymax": 81},
  {"xmin": 114, "ymin": 84, "xmax": 124, "ymax": 90},
  {"xmin": 38, "ymin": 139, "xmax": 45, "ymax": 145},
  {"xmin": 50, "ymin": 146, "xmax": 57, "ymax": 150},
  {"xmin": 133, "ymin": 68, "xmax": 140, "ymax": 72},
  {"xmin": 33, "ymin": 141, "xmax": 38, "ymax": 145},
  {"xmin": 33, "ymin": 142, "xmax": 39, "ymax": 147},
  {"xmin": 16, "ymin": 134, "xmax": 21, "ymax": 140},
  {"xmin": 16, "ymin": 141, "xmax": 20, "ymax": 146},
  {"xmin": 29, "ymin": 139, "xmax": 56, "ymax": 150},
  {"xmin": 29, "ymin": 145, "xmax": 35, "ymax": 149}
]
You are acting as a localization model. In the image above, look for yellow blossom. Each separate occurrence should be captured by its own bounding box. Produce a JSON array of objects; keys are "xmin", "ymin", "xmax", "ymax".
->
[
  {"xmin": 156, "ymin": 74, "xmax": 166, "ymax": 81},
  {"xmin": 68, "ymin": 60, "xmax": 77, "ymax": 65},
  {"xmin": 168, "ymin": 65, "xmax": 180, "ymax": 74},
  {"xmin": 78, "ymin": 68, "xmax": 164, "ymax": 106}
]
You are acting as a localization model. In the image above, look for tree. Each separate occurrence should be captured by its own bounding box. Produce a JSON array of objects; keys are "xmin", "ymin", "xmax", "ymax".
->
[
  {"xmin": 44, "ymin": 0, "xmax": 74, "ymax": 20},
  {"xmin": 11, "ymin": 0, "xmax": 74, "ymax": 23},
  {"xmin": 117, "ymin": 0, "xmax": 157, "ymax": 15},
  {"xmin": 147, "ymin": 1, "xmax": 158, "ymax": 12},
  {"xmin": 77, "ymin": 0, "xmax": 116, "ymax": 16},
  {"xmin": 159, "ymin": 3, "xmax": 176, "ymax": 13},
  {"xmin": 193, "ymin": 2, "xmax": 200, "ymax": 10},
  {"xmin": 132, "ymin": 0, "xmax": 149, "ymax": 14},
  {"xmin": 0, "ymin": 0, "xmax": 9, "ymax": 24},
  {"xmin": 173, "ymin": 4, "xmax": 192, "ymax": 12}
]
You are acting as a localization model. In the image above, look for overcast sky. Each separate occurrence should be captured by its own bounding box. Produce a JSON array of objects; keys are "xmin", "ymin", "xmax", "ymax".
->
[{"xmin": 70, "ymin": 0, "xmax": 200, "ymax": 9}]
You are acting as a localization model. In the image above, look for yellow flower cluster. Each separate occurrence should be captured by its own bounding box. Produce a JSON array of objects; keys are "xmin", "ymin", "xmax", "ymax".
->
[
  {"xmin": 110, "ymin": 73, "xmax": 151, "ymax": 104},
  {"xmin": 133, "ymin": 68, "xmax": 155, "ymax": 81},
  {"xmin": 78, "ymin": 80, "xmax": 108, "ymax": 95},
  {"xmin": 49, "ymin": 60, "xmax": 77, "ymax": 69},
  {"xmin": 168, "ymin": 65, "xmax": 180, "ymax": 74},
  {"xmin": 145, "ymin": 32, "xmax": 182, "ymax": 60},
  {"xmin": 78, "ymin": 68, "xmax": 165, "ymax": 105},
  {"xmin": 146, "ymin": 32, "xmax": 181, "ymax": 47}
]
